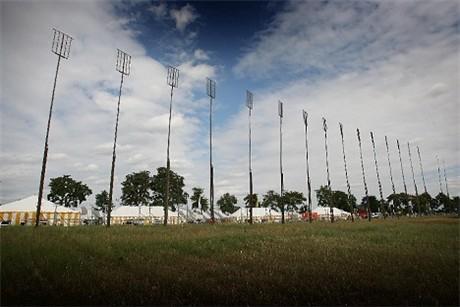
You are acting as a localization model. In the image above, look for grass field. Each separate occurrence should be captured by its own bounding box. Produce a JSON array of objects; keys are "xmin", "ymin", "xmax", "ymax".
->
[{"xmin": 1, "ymin": 217, "xmax": 459, "ymax": 306}]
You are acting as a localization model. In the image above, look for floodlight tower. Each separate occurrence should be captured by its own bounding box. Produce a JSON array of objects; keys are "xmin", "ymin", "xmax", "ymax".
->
[
  {"xmin": 357, "ymin": 129, "xmax": 371, "ymax": 221},
  {"xmin": 107, "ymin": 49, "xmax": 131, "ymax": 227},
  {"xmin": 339, "ymin": 123, "xmax": 354, "ymax": 221},
  {"xmin": 407, "ymin": 142, "xmax": 420, "ymax": 215},
  {"xmin": 206, "ymin": 78, "xmax": 216, "ymax": 223},
  {"xmin": 370, "ymin": 132, "xmax": 386, "ymax": 218},
  {"xmin": 164, "ymin": 66, "xmax": 179, "ymax": 225},
  {"xmin": 436, "ymin": 156, "xmax": 444, "ymax": 194},
  {"xmin": 302, "ymin": 111, "xmax": 312, "ymax": 223},
  {"xmin": 416, "ymin": 146, "xmax": 427, "ymax": 194},
  {"xmin": 385, "ymin": 136, "xmax": 396, "ymax": 216},
  {"xmin": 322, "ymin": 118, "xmax": 334, "ymax": 223},
  {"xmin": 36, "ymin": 29, "xmax": 73, "ymax": 227},
  {"xmin": 279, "ymin": 101, "xmax": 285, "ymax": 224},
  {"xmin": 246, "ymin": 90, "xmax": 254, "ymax": 224}
]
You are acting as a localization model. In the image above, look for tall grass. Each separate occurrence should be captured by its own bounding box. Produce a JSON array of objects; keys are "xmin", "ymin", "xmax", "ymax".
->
[{"xmin": 1, "ymin": 217, "xmax": 458, "ymax": 305}]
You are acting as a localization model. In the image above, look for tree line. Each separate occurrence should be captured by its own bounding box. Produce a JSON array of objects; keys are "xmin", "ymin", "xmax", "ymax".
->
[{"xmin": 46, "ymin": 169, "xmax": 459, "ymax": 218}]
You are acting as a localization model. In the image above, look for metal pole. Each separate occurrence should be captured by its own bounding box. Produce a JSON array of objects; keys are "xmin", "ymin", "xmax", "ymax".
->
[
  {"xmin": 436, "ymin": 156, "xmax": 444, "ymax": 195},
  {"xmin": 164, "ymin": 85, "xmax": 173, "ymax": 225},
  {"xmin": 385, "ymin": 136, "xmax": 396, "ymax": 195},
  {"xmin": 407, "ymin": 142, "xmax": 419, "ymax": 215},
  {"xmin": 370, "ymin": 132, "xmax": 386, "ymax": 218},
  {"xmin": 107, "ymin": 73, "xmax": 124, "ymax": 227},
  {"xmin": 323, "ymin": 118, "xmax": 334, "ymax": 223},
  {"xmin": 207, "ymin": 78, "xmax": 216, "ymax": 224},
  {"xmin": 416, "ymin": 146, "xmax": 427, "ymax": 194},
  {"xmin": 397, "ymin": 140, "xmax": 408, "ymax": 195},
  {"xmin": 303, "ymin": 111, "xmax": 312, "ymax": 223},
  {"xmin": 279, "ymin": 101, "xmax": 284, "ymax": 224},
  {"xmin": 357, "ymin": 129, "xmax": 370, "ymax": 221},
  {"xmin": 247, "ymin": 91, "xmax": 254, "ymax": 224},
  {"xmin": 36, "ymin": 55, "xmax": 61, "ymax": 227},
  {"xmin": 442, "ymin": 160, "xmax": 450, "ymax": 198},
  {"xmin": 339, "ymin": 123, "xmax": 354, "ymax": 221}
]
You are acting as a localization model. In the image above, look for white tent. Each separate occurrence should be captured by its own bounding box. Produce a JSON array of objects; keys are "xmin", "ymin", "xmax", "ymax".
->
[
  {"xmin": 312, "ymin": 206, "xmax": 351, "ymax": 220},
  {"xmin": 230, "ymin": 207, "xmax": 282, "ymax": 223},
  {"xmin": 110, "ymin": 205, "xmax": 178, "ymax": 225},
  {"xmin": 0, "ymin": 195, "xmax": 80, "ymax": 226}
]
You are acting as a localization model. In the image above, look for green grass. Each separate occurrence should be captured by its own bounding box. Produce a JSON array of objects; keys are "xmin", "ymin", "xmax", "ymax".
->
[{"xmin": 1, "ymin": 217, "xmax": 459, "ymax": 305}]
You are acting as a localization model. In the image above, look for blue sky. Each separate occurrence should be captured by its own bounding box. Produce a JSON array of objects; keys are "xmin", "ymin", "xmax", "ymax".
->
[{"xmin": 1, "ymin": 0, "xmax": 459, "ymax": 205}]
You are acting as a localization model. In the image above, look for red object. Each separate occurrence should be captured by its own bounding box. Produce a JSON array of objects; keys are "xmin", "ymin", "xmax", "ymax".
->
[
  {"xmin": 301, "ymin": 212, "xmax": 319, "ymax": 221},
  {"xmin": 357, "ymin": 208, "xmax": 368, "ymax": 219}
]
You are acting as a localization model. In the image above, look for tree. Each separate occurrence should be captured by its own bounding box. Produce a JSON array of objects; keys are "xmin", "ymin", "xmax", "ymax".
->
[
  {"xmin": 244, "ymin": 193, "xmax": 258, "ymax": 208},
  {"xmin": 217, "ymin": 193, "xmax": 238, "ymax": 214},
  {"xmin": 316, "ymin": 186, "xmax": 333, "ymax": 208},
  {"xmin": 47, "ymin": 175, "xmax": 92, "ymax": 207},
  {"xmin": 190, "ymin": 187, "xmax": 209, "ymax": 212},
  {"xmin": 262, "ymin": 190, "xmax": 281, "ymax": 211},
  {"xmin": 435, "ymin": 193, "xmax": 450, "ymax": 212},
  {"xmin": 387, "ymin": 193, "xmax": 411, "ymax": 215},
  {"xmin": 361, "ymin": 195, "xmax": 379, "ymax": 213},
  {"xmin": 416, "ymin": 192, "xmax": 432, "ymax": 215},
  {"xmin": 282, "ymin": 190, "xmax": 306, "ymax": 212},
  {"xmin": 151, "ymin": 167, "xmax": 188, "ymax": 211},
  {"xmin": 121, "ymin": 171, "xmax": 153, "ymax": 207},
  {"xmin": 95, "ymin": 190, "xmax": 109, "ymax": 213},
  {"xmin": 331, "ymin": 190, "xmax": 356, "ymax": 212}
]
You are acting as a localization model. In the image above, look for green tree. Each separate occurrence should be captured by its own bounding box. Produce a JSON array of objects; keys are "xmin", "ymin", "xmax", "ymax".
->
[
  {"xmin": 190, "ymin": 187, "xmax": 209, "ymax": 212},
  {"xmin": 121, "ymin": 171, "xmax": 153, "ymax": 207},
  {"xmin": 151, "ymin": 167, "xmax": 188, "ymax": 211},
  {"xmin": 217, "ymin": 193, "xmax": 238, "ymax": 214},
  {"xmin": 387, "ymin": 193, "xmax": 410, "ymax": 215},
  {"xmin": 416, "ymin": 192, "xmax": 432, "ymax": 214},
  {"xmin": 283, "ymin": 190, "xmax": 306, "ymax": 212},
  {"xmin": 262, "ymin": 190, "xmax": 281, "ymax": 211},
  {"xmin": 244, "ymin": 193, "xmax": 258, "ymax": 208},
  {"xmin": 316, "ymin": 186, "xmax": 333, "ymax": 208},
  {"xmin": 47, "ymin": 175, "xmax": 92, "ymax": 207},
  {"xmin": 361, "ymin": 195, "xmax": 380, "ymax": 213},
  {"xmin": 331, "ymin": 190, "xmax": 357, "ymax": 212},
  {"xmin": 435, "ymin": 193, "xmax": 450, "ymax": 212},
  {"xmin": 95, "ymin": 190, "xmax": 109, "ymax": 213}
]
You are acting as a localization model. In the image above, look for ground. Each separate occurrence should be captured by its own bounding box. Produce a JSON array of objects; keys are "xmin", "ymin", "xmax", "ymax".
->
[{"xmin": 1, "ymin": 216, "xmax": 459, "ymax": 305}]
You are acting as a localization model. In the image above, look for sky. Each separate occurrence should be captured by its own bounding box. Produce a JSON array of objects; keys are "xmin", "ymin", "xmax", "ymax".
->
[{"xmin": 1, "ymin": 0, "xmax": 459, "ymax": 207}]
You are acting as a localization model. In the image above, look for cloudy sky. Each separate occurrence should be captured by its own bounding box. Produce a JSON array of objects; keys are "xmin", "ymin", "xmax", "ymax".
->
[{"xmin": 1, "ymin": 0, "xmax": 459, "ymax": 207}]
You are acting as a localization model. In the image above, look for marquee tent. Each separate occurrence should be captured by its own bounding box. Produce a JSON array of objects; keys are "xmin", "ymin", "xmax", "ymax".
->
[
  {"xmin": 110, "ymin": 205, "xmax": 178, "ymax": 225},
  {"xmin": 0, "ymin": 195, "xmax": 80, "ymax": 226}
]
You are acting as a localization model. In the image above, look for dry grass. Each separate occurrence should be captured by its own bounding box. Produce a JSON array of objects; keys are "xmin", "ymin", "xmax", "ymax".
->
[{"xmin": 1, "ymin": 216, "xmax": 459, "ymax": 305}]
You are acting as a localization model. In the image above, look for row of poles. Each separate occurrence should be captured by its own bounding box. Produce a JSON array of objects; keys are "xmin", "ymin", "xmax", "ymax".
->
[
  {"xmin": 35, "ymin": 29, "xmax": 451, "ymax": 227},
  {"xmin": 246, "ymin": 95, "xmax": 452, "ymax": 224},
  {"xmin": 35, "ymin": 29, "xmax": 217, "ymax": 226}
]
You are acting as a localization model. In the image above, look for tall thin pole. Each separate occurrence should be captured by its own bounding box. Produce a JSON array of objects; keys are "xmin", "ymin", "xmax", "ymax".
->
[
  {"xmin": 165, "ymin": 66, "xmax": 179, "ymax": 225},
  {"xmin": 407, "ymin": 142, "xmax": 420, "ymax": 215},
  {"xmin": 416, "ymin": 146, "xmax": 427, "ymax": 194},
  {"xmin": 207, "ymin": 78, "xmax": 216, "ymax": 223},
  {"xmin": 357, "ymin": 129, "xmax": 371, "ymax": 221},
  {"xmin": 370, "ymin": 132, "xmax": 386, "ymax": 218},
  {"xmin": 165, "ymin": 85, "xmax": 174, "ymax": 225},
  {"xmin": 303, "ymin": 111, "xmax": 312, "ymax": 223},
  {"xmin": 279, "ymin": 101, "xmax": 285, "ymax": 224},
  {"xmin": 36, "ymin": 29, "xmax": 72, "ymax": 227},
  {"xmin": 397, "ymin": 139, "xmax": 408, "ymax": 195},
  {"xmin": 107, "ymin": 73, "xmax": 124, "ymax": 227},
  {"xmin": 107, "ymin": 49, "xmax": 131, "ymax": 227},
  {"xmin": 247, "ymin": 91, "xmax": 254, "ymax": 224},
  {"xmin": 323, "ymin": 118, "xmax": 334, "ymax": 223},
  {"xmin": 442, "ymin": 160, "xmax": 450, "ymax": 198},
  {"xmin": 436, "ymin": 156, "xmax": 444, "ymax": 194},
  {"xmin": 385, "ymin": 136, "xmax": 396, "ymax": 216},
  {"xmin": 339, "ymin": 123, "xmax": 354, "ymax": 221},
  {"xmin": 385, "ymin": 136, "xmax": 396, "ymax": 195}
]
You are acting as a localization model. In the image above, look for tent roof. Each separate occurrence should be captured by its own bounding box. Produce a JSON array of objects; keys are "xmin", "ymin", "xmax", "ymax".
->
[
  {"xmin": 230, "ymin": 207, "xmax": 282, "ymax": 217},
  {"xmin": 312, "ymin": 206, "xmax": 351, "ymax": 215},
  {"xmin": 0, "ymin": 195, "xmax": 78, "ymax": 213},
  {"xmin": 111, "ymin": 206, "xmax": 174, "ymax": 218}
]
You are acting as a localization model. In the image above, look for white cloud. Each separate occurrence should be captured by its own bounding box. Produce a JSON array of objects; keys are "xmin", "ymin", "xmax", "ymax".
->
[
  {"xmin": 148, "ymin": 2, "xmax": 167, "ymax": 20},
  {"xmin": 194, "ymin": 49, "xmax": 209, "ymax": 61},
  {"xmin": 169, "ymin": 4, "xmax": 198, "ymax": 33},
  {"xmin": 0, "ymin": 1, "xmax": 214, "ymax": 204}
]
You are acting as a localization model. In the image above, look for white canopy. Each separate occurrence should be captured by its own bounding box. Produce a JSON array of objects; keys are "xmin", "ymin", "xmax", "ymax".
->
[
  {"xmin": 111, "ymin": 205, "xmax": 174, "ymax": 218},
  {"xmin": 0, "ymin": 195, "xmax": 78, "ymax": 213}
]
